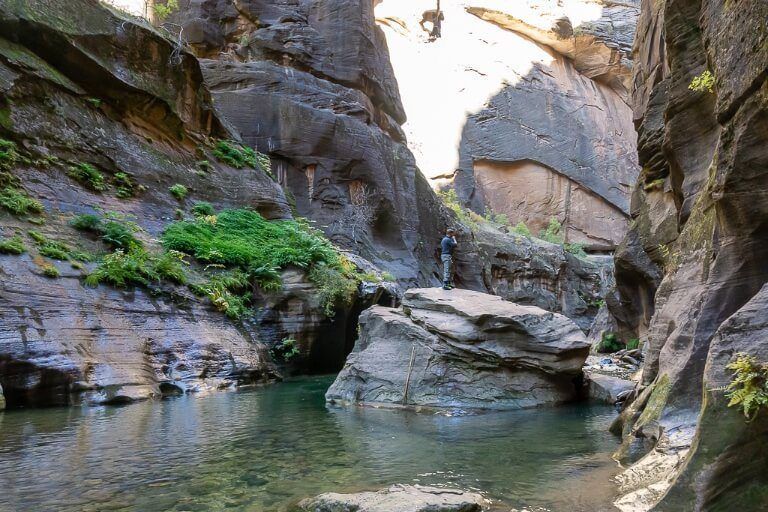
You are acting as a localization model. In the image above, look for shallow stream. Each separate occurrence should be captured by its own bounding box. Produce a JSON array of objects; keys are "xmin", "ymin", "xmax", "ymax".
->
[{"xmin": 0, "ymin": 376, "xmax": 622, "ymax": 511}]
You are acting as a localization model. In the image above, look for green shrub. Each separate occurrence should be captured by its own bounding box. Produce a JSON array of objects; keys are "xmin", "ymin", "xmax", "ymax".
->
[
  {"xmin": 212, "ymin": 140, "xmax": 261, "ymax": 169},
  {"xmin": 197, "ymin": 160, "xmax": 211, "ymax": 173},
  {"xmin": 309, "ymin": 263, "xmax": 358, "ymax": 317},
  {"xmin": 190, "ymin": 270, "xmax": 251, "ymax": 318},
  {"xmin": 381, "ymin": 271, "xmax": 396, "ymax": 282},
  {"xmin": 0, "ymin": 186, "xmax": 43, "ymax": 216},
  {"xmin": 539, "ymin": 217, "xmax": 564, "ymax": 245},
  {"xmin": 39, "ymin": 241, "xmax": 71, "ymax": 260},
  {"xmin": 597, "ymin": 332, "xmax": 622, "ymax": 353},
  {"xmin": 0, "ymin": 138, "xmax": 20, "ymax": 170},
  {"xmin": 272, "ymin": 337, "xmax": 300, "ymax": 362},
  {"xmin": 153, "ymin": 0, "xmax": 179, "ymax": 20},
  {"xmin": 726, "ymin": 354, "xmax": 768, "ymax": 421},
  {"xmin": 163, "ymin": 209, "xmax": 355, "ymax": 317},
  {"xmin": 152, "ymin": 250, "xmax": 187, "ymax": 284},
  {"xmin": 41, "ymin": 263, "xmax": 60, "ymax": 278},
  {"xmin": 626, "ymin": 338, "xmax": 640, "ymax": 351},
  {"xmin": 169, "ymin": 184, "xmax": 188, "ymax": 201},
  {"xmin": 191, "ymin": 201, "xmax": 215, "ymax": 217},
  {"xmin": 85, "ymin": 247, "xmax": 153, "ymax": 288},
  {"xmin": 70, "ymin": 214, "xmax": 102, "ymax": 231},
  {"xmin": 689, "ymin": 70, "xmax": 715, "ymax": 94},
  {"xmin": 510, "ymin": 221, "xmax": 531, "ymax": 237},
  {"xmin": 438, "ymin": 189, "xmax": 477, "ymax": 228},
  {"xmin": 113, "ymin": 172, "xmax": 142, "ymax": 199},
  {"xmin": 565, "ymin": 242, "xmax": 587, "ymax": 259},
  {"xmin": 0, "ymin": 235, "xmax": 25, "ymax": 254},
  {"xmin": 68, "ymin": 163, "xmax": 106, "ymax": 191},
  {"xmin": 101, "ymin": 220, "xmax": 140, "ymax": 250}
]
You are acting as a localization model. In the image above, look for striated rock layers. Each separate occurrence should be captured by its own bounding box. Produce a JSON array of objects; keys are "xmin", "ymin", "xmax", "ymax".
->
[
  {"xmin": 609, "ymin": 0, "xmax": 768, "ymax": 509},
  {"xmin": 299, "ymin": 485, "xmax": 484, "ymax": 512},
  {"xmin": 326, "ymin": 288, "xmax": 590, "ymax": 410},
  {"xmin": 0, "ymin": 0, "xmax": 372, "ymax": 406},
  {"xmin": 170, "ymin": 0, "xmax": 610, "ymax": 330},
  {"xmin": 375, "ymin": 0, "xmax": 640, "ymax": 251}
]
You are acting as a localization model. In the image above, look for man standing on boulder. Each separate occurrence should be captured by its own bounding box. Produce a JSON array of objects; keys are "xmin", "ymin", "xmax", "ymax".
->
[{"xmin": 441, "ymin": 228, "xmax": 458, "ymax": 290}]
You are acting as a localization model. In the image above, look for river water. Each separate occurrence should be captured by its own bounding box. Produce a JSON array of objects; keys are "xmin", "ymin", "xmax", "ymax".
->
[{"xmin": 0, "ymin": 376, "xmax": 622, "ymax": 511}]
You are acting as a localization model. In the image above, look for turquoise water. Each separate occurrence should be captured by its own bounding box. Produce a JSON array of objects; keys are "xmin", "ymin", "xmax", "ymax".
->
[{"xmin": 0, "ymin": 376, "xmax": 621, "ymax": 511}]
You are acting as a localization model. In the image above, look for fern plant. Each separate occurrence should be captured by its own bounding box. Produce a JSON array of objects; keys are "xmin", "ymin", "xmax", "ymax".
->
[{"xmin": 726, "ymin": 353, "xmax": 768, "ymax": 421}]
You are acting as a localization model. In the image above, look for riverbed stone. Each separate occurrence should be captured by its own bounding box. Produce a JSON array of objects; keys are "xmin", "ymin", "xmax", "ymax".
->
[
  {"xmin": 585, "ymin": 372, "xmax": 635, "ymax": 405},
  {"xmin": 326, "ymin": 288, "xmax": 590, "ymax": 410},
  {"xmin": 298, "ymin": 484, "xmax": 484, "ymax": 512}
]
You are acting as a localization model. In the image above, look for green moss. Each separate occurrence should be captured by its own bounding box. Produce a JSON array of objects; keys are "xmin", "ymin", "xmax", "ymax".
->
[
  {"xmin": 163, "ymin": 209, "xmax": 357, "ymax": 317},
  {"xmin": 68, "ymin": 163, "xmax": 106, "ymax": 191},
  {"xmin": 643, "ymin": 178, "xmax": 665, "ymax": 191},
  {"xmin": 0, "ymin": 235, "xmax": 25, "ymax": 254},
  {"xmin": 212, "ymin": 140, "xmax": 270, "ymax": 173},
  {"xmin": 41, "ymin": 263, "xmax": 60, "ymax": 278},
  {"xmin": 191, "ymin": 201, "xmax": 215, "ymax": 217},
  {"xmin": 0, "ymin": 138, "xmax": 19, "ymax": 170},
  {"xmin": 169, "ymin": 183, "xmax": 188, "ymax": 201},
  {"xmin": 636, "ymin": 374, "xmax": 671, "ymax": 429},
  {"xmin": 113, "ymin": 172, "xmax": 143, "ymax": 199},
  {"xmin": 28, "ymin": 230, "xmax": 94, "ymax": 262}
]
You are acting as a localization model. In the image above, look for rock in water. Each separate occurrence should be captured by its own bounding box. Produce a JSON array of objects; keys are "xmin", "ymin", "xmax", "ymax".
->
[
  {"xmin": 298, "ymin": 484, "xmax": 484, "ymax": 512},
  {"xmin": 326, "ymin": 288, "xmax": 589, "ymax": 410}
]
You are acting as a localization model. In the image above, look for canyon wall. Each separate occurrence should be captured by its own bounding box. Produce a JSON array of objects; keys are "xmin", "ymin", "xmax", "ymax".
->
[
  {"xmin": 375, "ymin": 0, "xmax": 640, "ymax": 251},
  {"xmin": 611, "ymin": 0, "xmax": 768, "ymax": 509}
]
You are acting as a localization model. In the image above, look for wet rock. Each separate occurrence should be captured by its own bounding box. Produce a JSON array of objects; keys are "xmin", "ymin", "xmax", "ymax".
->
[
  {"xmin": 327, "ymin": 288, "xmax": 589, "ymax": 410},
  {"xmin": 586, "ymin": 373, "xmax": 635, "ymax": 405},
  {"xmin": 298, "ymin": 484, "xmax": 484, "ymax": 512},
  {"xmin": 0, "ymin": 383, "xmax": 5, "ymax": 410}
]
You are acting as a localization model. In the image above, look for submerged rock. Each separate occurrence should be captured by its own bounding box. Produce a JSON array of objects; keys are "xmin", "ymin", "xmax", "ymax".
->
[
  {"xmin": 326, "ymin": 288, "xmax": 589, "ymax": 410},
  {"xmin": 298, "ymin": 484, "xmax": 484, "ymax": 512}
]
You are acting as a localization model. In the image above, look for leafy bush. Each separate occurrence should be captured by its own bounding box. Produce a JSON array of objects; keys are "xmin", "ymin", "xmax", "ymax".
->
[
  {"xmin": 726, "ymin": 353, "xmax": 768, "ymax": 421},
  {"xmin": 0, "ymin": 186, "xmax": 43, "ymax": 216},
  {"xmin": 438, "ymin": 189, "xmax": 477, "ymax": 228},
  {"xmin": 597, "ymin": 332, "xmax": 622, "ymax": 353},
  {"xmin": 272, "ymin": 337, "xmax": 300, "ymax": 362},
  {"xmin": 163, "ymin": 209, "xmax": 356, "ymax": 316},
  {"xmin": 565, "ymin": 242, "xmax": 587, "ymax": 259},
  {"xmin": 153, "ymin": 0, "xmax": 179, "ymax": 20},
  {"xmin": 0, "ymin": 138, "xmax": 20, "ymax": 170},
  {"xmin": 212, "ymin": 140, "xmax": 269, "ymax": 171},
  {"xmin": 309, "ymin": 263, "xmax": 358, "ymax": 316},
  {"xmin": 68, "ymin": 163, "xmax": 106, "ymax": 191},
  {"xmin": 41, "ymin": 263, "xmax": 60, "ymax": 278},
  {"xmin": 510, "ymin": 221, "xmax": 532, "ymax": 237},
  {"xmin": 626, "ymin": 338, "xmax": 640, "ymax": 351},
  {"xmin": 539, "ymin": 217, "xmax": 565, "ymax": 245},
  {"xmin": 381, "ymin": 272, "xmax": 396, "ymax": 282},
  {"xmin": 101, "ymin": 220, "xmax": 141, "ymax": 250},
  {"xmin": 689, "ymin": 70, "xmax": 715, "ymax": 93},
  {"xmin": 169, "ymin": 184, "xmax": 188, "ymax": 201},
  {"xmin": 0, "ymin": 235, "xmax": 25, "ymax": 254},
  {"xmin": 113, "ymin": 172, "xmax": 143, "ymax": 199},
  {"xmin": 85, "ymin": 248, "xmax": 152, "ymax": 288},
  {"xmin": 152, "ymin": 250, "xmax": 188, "ymax": 284},
  {"xmin": 190, "ymin": 270, "xmax": 251, "ymax": 318},
  {"xmin": 191, "ymin": 201, "xmax": 215, "ymax": 217},
  {"xmin": 70, "ymin": 214, "xmax": 102, "ymax": 231}
]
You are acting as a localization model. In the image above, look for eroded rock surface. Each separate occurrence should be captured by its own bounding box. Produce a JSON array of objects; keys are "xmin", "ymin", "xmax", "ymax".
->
[
  {"xmin": 326, "ymin": 288, "xmax": 589, "ymax": 410},
  {"xmin": 375, "ymin": 0, "xmax": 639, "ymax": 250},
  {"xmin": 298, "ymin": 485, "xmax": 484, "ymax": 512},
  {"xmin": 608, "ymin": 0, "xmax": 768, "ymax": 508}
]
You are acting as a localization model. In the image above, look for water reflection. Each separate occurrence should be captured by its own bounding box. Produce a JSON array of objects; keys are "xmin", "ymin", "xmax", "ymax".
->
[{"xmin": 0, "ymin": 376, "xmax": 620, "ymax": 511}]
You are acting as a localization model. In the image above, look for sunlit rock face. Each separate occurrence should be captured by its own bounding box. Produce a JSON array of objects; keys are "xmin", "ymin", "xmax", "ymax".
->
[
  {"xmin": 102, "ymin": 0, "xmax": 151, "ymax": 17},
  {"xmin": 375, "ymin": 0, "xmax": 640, "ymax": 250}
]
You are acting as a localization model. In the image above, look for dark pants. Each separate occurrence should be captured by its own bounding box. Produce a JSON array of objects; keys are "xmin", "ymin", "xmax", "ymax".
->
[{"xmin": 441, "ymin": 254, "xmax": 453, "ymax": 285}]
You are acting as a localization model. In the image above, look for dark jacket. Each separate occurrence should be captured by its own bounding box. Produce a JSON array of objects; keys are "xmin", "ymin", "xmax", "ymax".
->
[{"xmin": 441, "ymin": 235, "xmax": 457, "ymax": 255}]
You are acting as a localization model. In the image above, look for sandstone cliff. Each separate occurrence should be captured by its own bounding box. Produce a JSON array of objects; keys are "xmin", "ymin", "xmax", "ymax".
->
[
  {"xmin": 376, "ymin": 0, "xmax": 640, "ymax": 251},
  {"xmin": 610, "ymin": 0, "xmax": 768, "ymax": 508}
]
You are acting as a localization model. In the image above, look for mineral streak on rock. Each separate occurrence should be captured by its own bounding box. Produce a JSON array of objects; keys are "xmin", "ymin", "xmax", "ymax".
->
[{"xmin": 326, "ymin": 288, "xmax": 590, "ymax": 410}]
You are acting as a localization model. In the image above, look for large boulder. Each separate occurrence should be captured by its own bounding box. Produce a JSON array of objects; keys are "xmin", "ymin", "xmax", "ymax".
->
[
  {"xmin": 298, "ymin": 485, "xmax": 484, "ymax": 512},
  {"xmin": 326, "ymin": 288, "xmax": 590, "ymax": 410}
]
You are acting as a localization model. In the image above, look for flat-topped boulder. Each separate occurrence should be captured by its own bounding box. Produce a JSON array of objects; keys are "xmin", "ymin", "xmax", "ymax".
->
[
  {"xmin": 298, "ymin": 484, "xmax": 485, "ymax": 512},
  {"xmin": 326, "ymin": 288, "xmax": 590, "ymax": 410}
]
